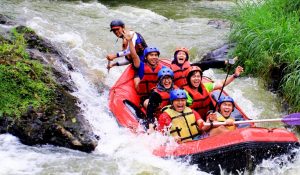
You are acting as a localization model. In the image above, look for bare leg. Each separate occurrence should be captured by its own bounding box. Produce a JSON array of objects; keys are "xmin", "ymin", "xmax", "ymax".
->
[
  {"xmin": 134, "ymin": 77, "xmax": 140, "ymax": 90},
  {"xmin": 143, "ymin": 99, "xmax": 149, "ymax": 109}
]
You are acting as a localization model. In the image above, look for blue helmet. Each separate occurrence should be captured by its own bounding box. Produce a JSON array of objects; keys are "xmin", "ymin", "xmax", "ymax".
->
[
  {"xmin": 170, "ymin": 89, "xmax": 187, "ymax": 102},
  {"xmin": 158, "ymin": 67, "xmax": 174, "ymax": 80},
  {"xmin": 110, "ymin": 19, "xmax": 125, "ymax": 31},
  {"xmin": 218, "ymin": 96, "xmax": 235, "ymax": 108},
  {"xmin": 143, "ymin": 47, "xmax": 160, "ymax": 57}
]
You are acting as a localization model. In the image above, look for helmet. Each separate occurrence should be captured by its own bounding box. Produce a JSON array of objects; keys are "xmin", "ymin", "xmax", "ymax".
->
[
  {"xmin": 110, "ymin": 19, "xmax": 125, "ymax": 31},
  {"xmin": 186, "ymin": 66, "xmax": 203, "ymax": 87},
  {"xmin": 186, "ymin": 66, "xmax": 202, "ymax": 78},
  {"xmin": 218, "ymin": 96, "xmax": 235, "ymax": 110},
  {"xmin": 170, "ymin": 89, "xmax": 187, "ymax": 102},
  {"xmin": 158, "ymin": 67, "xmax": 174, "ymax": 80},
  {"xmin": 143, "ymin": 47, "xmax": 160, "ymax": 57},
  {"xmin": 174, "ymin": 47, "xmax": 189, "ymax": 61}
]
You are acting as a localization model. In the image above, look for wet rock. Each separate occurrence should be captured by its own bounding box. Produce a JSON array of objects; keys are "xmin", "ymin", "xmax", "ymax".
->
[
  {"xmin": 202, "ymin": 43, "xmax": 236, "ymax": 61},
  {"xmin": 268, "ymin": 63, "xmax": 287, "ymax": 92},
  {"xmin": 207, "ymin": 19, "xmax": 231, "ymax": 29},
  {"xmin": 0, "ymin": 17, "xmax": 99, "ymax": 153},
  {"xmin": 0, "ymin": 14, "xmax": 16, "ymax": 25},
  {"xmin": 15, "ymin": 26, "xmax": 76, "ymax": 92}
]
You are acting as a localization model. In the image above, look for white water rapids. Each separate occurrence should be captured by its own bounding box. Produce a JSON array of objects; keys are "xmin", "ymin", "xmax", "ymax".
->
[{"xmin": 0, "ymin": 1, "xmax": 300, "ymax": 174}]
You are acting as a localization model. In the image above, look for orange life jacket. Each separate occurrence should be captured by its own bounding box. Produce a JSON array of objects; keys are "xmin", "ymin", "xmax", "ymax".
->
[
  {"xmin": 183, "ymin": 84, "xmax": 212, "ymax": 119},
  {"xmin": 137, "ymin": 63, "xmax": 163, "ymax": 97},
  {"xmin": 171, "ymin": 61, "xmax": 190, "ymax": 88}
]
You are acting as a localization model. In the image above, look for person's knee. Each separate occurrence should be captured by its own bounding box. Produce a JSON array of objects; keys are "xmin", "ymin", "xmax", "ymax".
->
[
  {"xmin": 143, "ymin": 99, "xmax": 149, "ymax": 109},
  {"xmin": 134, "ymin": 77, "xmax": 140, "ymax": 90}
]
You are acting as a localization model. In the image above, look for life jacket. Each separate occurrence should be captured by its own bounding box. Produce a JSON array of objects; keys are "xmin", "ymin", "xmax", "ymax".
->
[
  {"xmin": 183, "ymin": 84, "xmax": 212, "ymax": 120},
  {"xmin": 164, "ymin": 105, "xmax": 201, "ymax": 142},
  {"xmin": 124, "ymin": 32, "xmax": 147, "ymax": 62},
  {"xmin": 137, "ymin": 63, "xmax": 163, "ymax": 97},
  {"xmin": 153, "ymin": 85, "xmax": 177, "ymax": 117},
  {"xmin": 171, "ymin": 61, "xmax": 190, "ymax": 88},
  {"xmin": 217, "ymin": 112, "xmax": 236, "ymax": 131}
]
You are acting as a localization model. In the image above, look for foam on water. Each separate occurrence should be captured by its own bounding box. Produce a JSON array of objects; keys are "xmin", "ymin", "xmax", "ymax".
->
[{"xmin": 0, "ymin": 0, "xmax": 299, "ymax": 174}]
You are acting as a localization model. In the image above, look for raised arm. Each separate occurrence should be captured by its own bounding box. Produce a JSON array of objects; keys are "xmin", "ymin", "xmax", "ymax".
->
[
  {"xmin": 213, "ymin": 66, "xmax": 244, "ymax": 90},
  {"xmin": 122, "ymin": 30, "xmax": 140, "ymax": 68}
]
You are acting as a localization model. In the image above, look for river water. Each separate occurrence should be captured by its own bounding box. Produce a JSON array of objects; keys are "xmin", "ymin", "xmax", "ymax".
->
[{"xmin": 0, "ymin": 0, "xmax": 299, "ymax": 174}]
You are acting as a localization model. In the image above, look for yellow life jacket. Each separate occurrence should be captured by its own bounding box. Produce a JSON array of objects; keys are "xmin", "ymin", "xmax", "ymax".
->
[
  {"xmin": 164, "ymin": 105, "xmax": 201, "ymax": 142},
  {"xmin": 216, "ymin": 112, "xmax": 236, "ymax": 131}
]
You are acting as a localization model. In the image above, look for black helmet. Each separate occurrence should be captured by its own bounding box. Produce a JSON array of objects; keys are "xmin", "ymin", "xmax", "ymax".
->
[{"xmin": 110, "ymin": 19, "xmax": 125, "ymax": 31}]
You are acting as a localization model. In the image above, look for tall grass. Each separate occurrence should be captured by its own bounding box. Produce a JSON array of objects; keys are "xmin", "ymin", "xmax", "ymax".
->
[{"xmin": 230, "ymin": 0, "xmax": 300, "ymax": 112}]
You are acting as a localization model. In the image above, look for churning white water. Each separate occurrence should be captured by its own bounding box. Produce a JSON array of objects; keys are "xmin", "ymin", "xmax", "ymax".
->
[{"xmin": 0, "ymin": 1, "xmax": 299, "ymax": 174}]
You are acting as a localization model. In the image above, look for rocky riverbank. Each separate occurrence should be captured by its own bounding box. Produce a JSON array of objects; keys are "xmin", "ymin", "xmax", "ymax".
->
[{"xmin": 0, "ymin": 14, "xmax": 98, "ymax": 153}]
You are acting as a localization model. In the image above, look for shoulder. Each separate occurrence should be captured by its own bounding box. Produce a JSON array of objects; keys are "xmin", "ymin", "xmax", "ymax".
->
[
  {"xmin": 203, "ymin": 82, "xmax": 214, "ymax": 92},
  {"xmin": 192, "ymin": 109, "xmax": 201, "ymax": 120}
]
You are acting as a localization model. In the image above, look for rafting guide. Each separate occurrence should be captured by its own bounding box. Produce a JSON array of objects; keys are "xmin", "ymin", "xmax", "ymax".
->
[{"xmin": 106, "ymin": 19, "xmax": 147, "ymax": 70}]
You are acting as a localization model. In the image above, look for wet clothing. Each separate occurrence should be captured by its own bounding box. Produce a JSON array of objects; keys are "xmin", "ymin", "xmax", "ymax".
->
[
  {"xmin": 216, "ymin": 112, "xmax": 236, "ymax": 130},
  {"xmin": 115, "ymin": 31, "xmax": 147, "ymax": 66},
  {"xmin": 137, "ymin": 63, "xmax": 163, "ymax": 101},
  {"xmin": 158, "ymin": 106, "xmax": 202, "ymax": 142},
  {"xmin": 146, "ymin": 85, "xmax": 176, "ymax": 124},
  {"xmin": 171, "ymin": 61, "xmax": 191, "ymax": 88},
  {"xmin": 170, "ymin": 60, "xmax": 226, "ymax": 88},
  {"xmin": 183, "ymin": 83, "xmax": 214, "ymax": 120}
]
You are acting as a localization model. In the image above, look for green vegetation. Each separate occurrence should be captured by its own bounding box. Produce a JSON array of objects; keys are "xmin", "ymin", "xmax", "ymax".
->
[
  {"xmin": 0, "ymin": 28, "xmax": 55, "ymax": 117},
  {"xmin": 230, "ymin": 0, "xmax": 300, "ymax": 112}
]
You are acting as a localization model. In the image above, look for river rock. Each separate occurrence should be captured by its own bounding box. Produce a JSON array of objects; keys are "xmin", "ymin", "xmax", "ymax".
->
[{"xmin": 0, "ymin": 15, "xmax": 98, "ymax": 153}]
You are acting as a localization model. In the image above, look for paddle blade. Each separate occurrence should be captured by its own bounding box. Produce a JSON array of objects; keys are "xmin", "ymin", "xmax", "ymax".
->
[{"xmin": 282, "ymin": 113, "xmax": 300, "ymax": 126}]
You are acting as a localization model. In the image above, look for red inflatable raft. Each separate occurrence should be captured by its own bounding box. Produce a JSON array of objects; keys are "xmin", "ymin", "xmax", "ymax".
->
[{"xmin": 109, "ymin": 60, "xmax": 299, "ymax": 174}]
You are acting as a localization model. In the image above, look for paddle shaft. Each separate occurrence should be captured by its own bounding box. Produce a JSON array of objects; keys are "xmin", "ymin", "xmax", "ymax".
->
[
  {"xmin": 107, "ymin": 38, "xmax": 120, "ymax": 73},
  {"xmin": 213, "ymin": 64, "xmax": 232, "ymax": 112},
  {"xmin": 204, "ymin": 118, "xmax": 283, "ymax": 127}
]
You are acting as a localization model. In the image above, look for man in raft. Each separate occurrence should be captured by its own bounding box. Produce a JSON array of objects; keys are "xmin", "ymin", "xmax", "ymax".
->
[
  {"xmin": 135, "ymin": 46, "xmax": 164, "ymax": 109},
  {"xmin": 157, "ymin": 89, "xmax": 211, "ymax": 143},
  {"xmin": 146, "ymin": 67, "xmax": 177, "ymax": 129},
  {"xmin": 106, "ymin": 19, "xmax": 147, "ymax": 70},
  {"xmin": 214, "ymin": 96, "xmax": 237, "ymax": 131}
]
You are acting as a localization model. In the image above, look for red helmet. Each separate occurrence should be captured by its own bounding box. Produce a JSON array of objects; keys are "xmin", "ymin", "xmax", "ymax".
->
[
  {"xmin": 186, "ymin": 66, "xmax": 202, "ymax": 77},
  {"xmin": 186, "ymin": 66, "xmax": 203, "ymax": 86},
  {"xmin": 174, "ymin": 47, "xmax": 189, "ymax": 61},
  {"xmin": 175, "ymin": 47, "xmax": 189, "ymax": 54}
]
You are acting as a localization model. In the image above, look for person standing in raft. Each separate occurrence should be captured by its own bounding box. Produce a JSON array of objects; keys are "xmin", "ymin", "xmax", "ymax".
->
[
  {"xmin": 106, "ymin": 19, "xmax": 147, "ymax": 70},
  {"xmin": 146, "ymin": 67, "xmax": 177, "ymax": 129},
  {"xmin": 157, "ymin": 89, "xmax": 211, "ymax": 143},
  {"xmin": 136, "ymin": 47, "xmax": 164, "ymax": 109},
  {"xmin": 183, "ymin": 65, "xmax": 244, "ymax": 121},
  {"xmin": 171, "ymin": 47, "xmax": 237, "ymax": 88}
]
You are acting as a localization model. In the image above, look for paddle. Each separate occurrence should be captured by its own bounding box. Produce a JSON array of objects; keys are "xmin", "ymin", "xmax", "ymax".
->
[
  {"xmin": 212, "ymin": 61, "xmax": 232, "ymax": 112},
  {"xmin": 107, "ymin": 38, "xmax": 120, "ymax": 73},
  {"xmin": 204, "ymin": 113, "xmax": 300, "ymax": 126},
  {"xmin": 107, "ymin": 60, "xmax": 111, "ymax": 73}
]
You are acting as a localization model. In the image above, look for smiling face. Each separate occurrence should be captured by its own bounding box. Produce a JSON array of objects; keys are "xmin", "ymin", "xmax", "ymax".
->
[
  {"xmin": 161, "ymin": 76, "xmax": 173, "ymax": 89},
  {"xmin": 111, "ymin": 27, "xmax": 124, "ymax": 38},
  {"xmin": 190, "ymin": 71, "xmax": 202, "ymax": 88},
  {"xmin": 176, "ymin": 51, "xmax": 187, "ymax": 64},
  {"xmin": 172, "ymin": 99, "xmax": 186, "ymax": 112},
  {"xmin": 219, "ymin": 102, "xmax": 234, "ymax": 118},
  {"xmin": 146, "ymin": 52, "xmax": 159, "ymax": 67}
]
